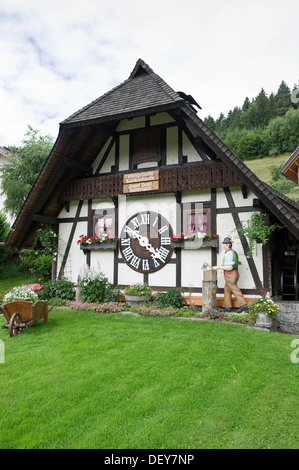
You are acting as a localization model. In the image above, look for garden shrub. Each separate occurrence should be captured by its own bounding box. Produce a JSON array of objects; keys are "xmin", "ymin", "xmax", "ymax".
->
[
  {"xmin": 79, "ymin": 267, "xmax": 121, "ymax": 303},
  {"xmin": 154, "ymin": 288, "xmax": 185, "ymax": 309},
  {"xmin": 19, "ymin": 224, "xmax": 58, "ymax": 281},
  {"xmin": 80, "ymin": 271, "xmax": 108, "ymax": 302},
  {"xmin": 103, "ymin": 283, "xmax": 122, "ymax": 302},
  {"xmin": 40, "ymin": 278, "xmax": 75, "ymax": 301}
]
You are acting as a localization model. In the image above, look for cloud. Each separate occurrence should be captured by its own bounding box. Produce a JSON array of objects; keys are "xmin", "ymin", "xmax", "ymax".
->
[{"xmin": 0, "ymin": 0, "xmax": 298, "ymax": 146}]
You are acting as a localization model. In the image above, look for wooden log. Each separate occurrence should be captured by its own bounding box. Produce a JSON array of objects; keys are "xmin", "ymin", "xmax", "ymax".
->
[
  {"xmin": 202, "ymin": 270, "xmax": 218, "ymax": 311},
  {"xmin": 202, "ymin": 280, "xmax": 217, "ymax": 312}
]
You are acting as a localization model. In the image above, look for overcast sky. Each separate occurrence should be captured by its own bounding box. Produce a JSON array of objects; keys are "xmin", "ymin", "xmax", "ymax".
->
[{"xmin": 0, "ymin": 0, "xmax": 298, "ymax": 147}]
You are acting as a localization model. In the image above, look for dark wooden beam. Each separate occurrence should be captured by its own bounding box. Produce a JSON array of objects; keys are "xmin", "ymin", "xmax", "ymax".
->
[
  {"xmin": 32, "ymin": 214, "xmax": 59, "ymax": 224},
  {"xmin": 169, "ymin": 111, "xmax": 210, "ymax": 162},
  {"xmin": 241, "ymin": 184, "xmax": 248, "ymax": 199},
  {"xmin": 94, "ymin": 136, "xmax": 116, "ymax": 175},
  {"xmin": 63, "ymin": 157, "xmax": 92, "ymax": 174}
]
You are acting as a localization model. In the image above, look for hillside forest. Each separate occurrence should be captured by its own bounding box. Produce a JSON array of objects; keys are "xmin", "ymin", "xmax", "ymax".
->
[{"xmin": 204, "ymin": 80, "xmax": 299, "ymax": 161}]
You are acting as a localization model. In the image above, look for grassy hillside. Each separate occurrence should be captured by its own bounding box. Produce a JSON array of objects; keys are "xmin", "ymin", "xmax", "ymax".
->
[{"xmin": 245, "ymin": 153, "xmax": 298, "ymax": 201}]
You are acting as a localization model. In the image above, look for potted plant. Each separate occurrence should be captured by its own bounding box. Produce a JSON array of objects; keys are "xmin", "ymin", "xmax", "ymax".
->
[
  {"xmin": 236, "ymin": 212, "xmax": 280, "ymax": 258},
  {"xmin": 123, "ymin": 284, "xmax": 153, "ymax": 306},
  {"xmin": 248, "ymin": 296, "xmax": 280, "ymax": 330}
]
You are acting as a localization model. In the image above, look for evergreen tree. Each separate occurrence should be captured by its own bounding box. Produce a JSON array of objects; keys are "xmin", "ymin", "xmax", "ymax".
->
[
  {"xmin": 274, "ymin": 81, "xmax": 291, "ymax": 116},
  {"xmin": 255, "ymin": 88, "xmax": 271, "ymax": 127},
  {"xmin": 242, "ymin": 97, "xmax": 251, "ymax": 112},
  {"xmin": 204, "ymin": 115, "xmax": 216, "ymax": 130}
]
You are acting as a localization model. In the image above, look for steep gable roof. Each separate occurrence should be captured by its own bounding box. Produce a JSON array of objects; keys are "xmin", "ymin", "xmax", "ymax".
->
[
  {"xmin": 5, "ymin": 59, "xmax": 299, "ymax": 248},
  {"xmin": 61, "ymin": 59, "xmax": 185, "ymax": 128}
]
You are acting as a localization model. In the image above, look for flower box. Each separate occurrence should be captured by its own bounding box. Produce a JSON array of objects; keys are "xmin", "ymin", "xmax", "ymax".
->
[
  {"xmin": 80, "ymin": 242, "xmax": 117, "ymax": 254},
  {"xmin": 171, "ymin": 236, "xmax": 218, "ymax": 251}
]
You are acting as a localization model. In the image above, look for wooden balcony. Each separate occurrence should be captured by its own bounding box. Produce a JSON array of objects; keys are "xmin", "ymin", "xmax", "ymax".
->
[{"xmin": 59, "ymin": 162, "xmax": 242, "ymax": 202}]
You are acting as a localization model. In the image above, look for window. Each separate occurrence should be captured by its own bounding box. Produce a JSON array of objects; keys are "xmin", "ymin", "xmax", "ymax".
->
[
  {"xmin": 131, "ymin": 127, "xmax": 162, "ymax": 166},
  {"xmin": 183, "ymin": 207, "xmax": 211, "ymax": 234},
  {"xmin": 93, "ymin": 210, "xmax": 115, "ymax": 237}
]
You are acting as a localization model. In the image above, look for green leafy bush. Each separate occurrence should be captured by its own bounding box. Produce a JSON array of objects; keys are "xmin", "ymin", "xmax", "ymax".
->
[
  {"xmin": 79, "ymin": 271, "xmax": 109, "ymax": 303},
  {"xmin": 78, "ymin": 266, "xmax": 121, "ymax": 303},
  {"xmin": 154, "ymin": 288, "xmax": 185, "ymax": 309},
  {"xmin": 19, "ymin": 224, "xmax": 58, "ymax": 281},
  {"xmin": 40, "ymin": 278, "xmax": 75, "ymax": 301},
  {"xmin": 103, "ymin": 283, "xmax": 122, "ymax": 302}
]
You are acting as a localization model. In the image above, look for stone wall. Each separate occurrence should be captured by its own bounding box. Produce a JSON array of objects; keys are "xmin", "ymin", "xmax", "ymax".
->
[{"xmin": 277, "ymin": 302, "xmax": 299, "ymax": 335}]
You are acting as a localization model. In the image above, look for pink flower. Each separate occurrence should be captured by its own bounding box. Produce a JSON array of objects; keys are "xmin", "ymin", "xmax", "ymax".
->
[{"xmin": 27, "ymin": 283, "xmax": 43, "ymax": 292}]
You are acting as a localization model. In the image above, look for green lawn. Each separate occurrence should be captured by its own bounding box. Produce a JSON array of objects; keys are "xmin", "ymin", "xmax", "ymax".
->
[
  {"xmin": 0, "ymin": 308, "xmax": 298, "ymax": 449},
  {"xmin": 0, "ymin": 267, "xmax": 39, "ymax": 299},
  {"xmin": 245, "ymin": 153, "xmax": 290, "ymax": 185}
]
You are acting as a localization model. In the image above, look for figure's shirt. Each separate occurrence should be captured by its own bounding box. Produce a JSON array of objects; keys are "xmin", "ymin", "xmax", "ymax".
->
[{"xmin": 223, "ymin": 249, "xmax": 238, "ymax": 270}]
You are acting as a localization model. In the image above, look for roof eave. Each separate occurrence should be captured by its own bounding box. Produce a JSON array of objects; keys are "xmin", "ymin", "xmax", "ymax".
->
[{"xmin": 59, "ymin": 101, "xmax": 185, "ymax": 129}]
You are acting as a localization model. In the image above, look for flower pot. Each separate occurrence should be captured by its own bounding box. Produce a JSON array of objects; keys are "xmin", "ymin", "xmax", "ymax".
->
[
  {"xmin": 124, "ymin": 295, "xmax": 151, "ymax": 306},
  {"xmin": 255, "ymin": 312, "xmax": 274, "ymax": 329}
]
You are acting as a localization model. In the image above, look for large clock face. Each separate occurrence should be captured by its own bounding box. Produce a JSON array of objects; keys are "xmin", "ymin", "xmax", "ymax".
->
[{"xmin": 120, "ymin": 211, "xmax": 173, "ymax": 273}]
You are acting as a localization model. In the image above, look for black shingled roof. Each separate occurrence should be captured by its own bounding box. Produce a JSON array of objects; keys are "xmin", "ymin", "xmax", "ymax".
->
[{"xmin": 61, "ymin": 59, "xmax": 185, "ymax": 128}]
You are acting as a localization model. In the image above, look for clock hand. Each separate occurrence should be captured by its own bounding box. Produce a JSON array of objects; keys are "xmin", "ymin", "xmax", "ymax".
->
[{"xmin": 124, "ymin": 226, "xmax": 165, "ymax": 263}]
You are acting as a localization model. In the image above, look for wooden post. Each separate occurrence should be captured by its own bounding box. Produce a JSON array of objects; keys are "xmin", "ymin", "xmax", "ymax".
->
[{"xmin": 202, "ymin": 270, "xmax": 217, "ymax": 312}]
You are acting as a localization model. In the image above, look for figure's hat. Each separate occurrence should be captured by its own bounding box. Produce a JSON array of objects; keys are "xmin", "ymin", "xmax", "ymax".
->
[{"xmin": 222, "ymin": 237, "xmax": 233, "ymax": 244}]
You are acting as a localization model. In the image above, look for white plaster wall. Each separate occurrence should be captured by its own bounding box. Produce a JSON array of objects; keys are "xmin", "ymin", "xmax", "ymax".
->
[
  {"xmin": 116, "ymin": 116, "xmax": 145, "ymax": 132},
  {"xmin": 92, "ymin": 199, "xmax": 115, "ymax": 212},
  {"xmin": 150, "ymin": 112, "xmax": 174, "ymax": 126},
  {"xmin": 90, "ymin": 250, "xmax": 114, "ymax": 283},
  {"xmin": 118, "ymin": 263, "xmax": 143, "ymax": 286},
  {"xmin": 119, "ymin": 135, "xmax": 129, "ymax": 171},
  {"xmin": 57, "ymin": 201, "xmax": 89, "ymax": 283},
  {"xmin": 183, "ymin": 133, "xmax": 201, "ymax": 162},
  {"xmin": 92, "ymin": 137, "xmax": 113, "ymax": 174},
  {"xmin": 149, "ymin": 263, "xmax": 176, "ymax": 287},
  {"xmin": 182, "ymin": 190, "xmax": 211, "ymax": 203},
  {"xmin": 100, "ymin": 145, "xmax": 115, "ymax": 173},
  {"xmin": 57, "ymin": 221, "xmax": 87, "ymax": 283},
  {"xmin": 217, "ymin": 186, "xmax": 256, "ymax": 208},
  {"xmin": 181, "ymin": 248, "xmax": 210, "ymax": 288},
  {"xmin": 230, "ymin": 187, "xmax": 256, "ymax": 207},
  {"xmin": 58, "ymin": 200, "xmax": 88, "ymax": 219},
  {"xmin": 216, "ymin": 188, "xmax": 229, "ymax": 208},
  {"xmin": 166, "ymin": 127, "xmax": 178, "ymax": 165}
]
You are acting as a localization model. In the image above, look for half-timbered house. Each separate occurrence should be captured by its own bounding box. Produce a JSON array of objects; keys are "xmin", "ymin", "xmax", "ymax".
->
[{"xmin": 6, "ymin": 59, "xmax": 299, "ymax": 304}]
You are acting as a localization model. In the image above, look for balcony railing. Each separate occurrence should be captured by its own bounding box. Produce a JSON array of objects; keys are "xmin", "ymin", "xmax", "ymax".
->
[{"xmin": 59, "ymin": 162, "xmax": 242, "ymax": 202}]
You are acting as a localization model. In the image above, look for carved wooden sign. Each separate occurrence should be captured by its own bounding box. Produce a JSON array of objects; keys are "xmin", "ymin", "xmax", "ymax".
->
[{"xmin": 123, "ymin": 170, "xmax": 159, "ymax": 194}]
